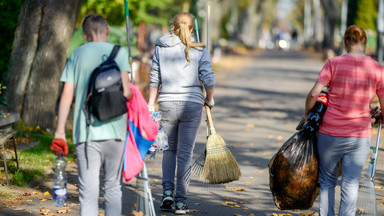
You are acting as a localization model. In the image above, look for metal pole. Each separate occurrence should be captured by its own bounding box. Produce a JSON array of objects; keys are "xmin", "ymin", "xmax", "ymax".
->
[
  {"xmin": 377, "ymin": 0, "xmax": 384, "ymax": 65},
  {"xmin": 124, "ymin": 0, "xmax": 134, "ymax": 83},
  {"xmin": 207, "ymin": 3, "xmax": 211, "ymax": 54}
]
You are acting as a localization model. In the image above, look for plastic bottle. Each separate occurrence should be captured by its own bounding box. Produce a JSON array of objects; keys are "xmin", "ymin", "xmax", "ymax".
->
[
  {"xmin": 144, "ymin": 146, "xmax": 156, "ymax": 160},
  {"xmin": 52, "ymin": 153, "xmax": 67, "ymax": 206},
  {"xmin": 303, "ymin": 90, "xmax": 328, "ymax": 135}
]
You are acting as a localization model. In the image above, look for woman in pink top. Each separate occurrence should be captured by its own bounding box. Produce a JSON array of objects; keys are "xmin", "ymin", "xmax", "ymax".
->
[{"xmin": 305, "ymin": 25, "xmax": 384, "ymax": 215}]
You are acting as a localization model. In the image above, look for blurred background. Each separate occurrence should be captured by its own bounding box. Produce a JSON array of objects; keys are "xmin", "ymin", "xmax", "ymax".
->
[{"xmin": 0, "ymin": 0, "xmax": 383, "ymax": 129}]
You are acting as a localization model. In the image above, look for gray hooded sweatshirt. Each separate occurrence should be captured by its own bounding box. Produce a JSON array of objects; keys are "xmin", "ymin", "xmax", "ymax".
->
[{"xmin": 150, "ymin": 33, "xmax": 216, "ymax": 105}]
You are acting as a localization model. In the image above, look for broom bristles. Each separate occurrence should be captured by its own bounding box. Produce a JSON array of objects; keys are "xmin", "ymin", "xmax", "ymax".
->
[{"xmin": 200, "ymin": 132, "xmax": 241, "ymax": 184}]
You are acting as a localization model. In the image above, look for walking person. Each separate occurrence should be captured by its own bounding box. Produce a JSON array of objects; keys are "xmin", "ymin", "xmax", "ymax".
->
[
  {"xmin": 50, "ymin": 14, "xmax": 132, "ymax": 216},
  {"xmin": 147, "ymin": 12, "xmax": 216, "ymax": 215},
  {"xmin": 305, "ymin": 25, "xmax": 384, "ymax": 216}
]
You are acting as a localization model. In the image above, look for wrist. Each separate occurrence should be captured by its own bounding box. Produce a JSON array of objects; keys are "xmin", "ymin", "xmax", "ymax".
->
[{"xmin": 54, "ymin": 133, "xmax": 66, "ymax": 140}]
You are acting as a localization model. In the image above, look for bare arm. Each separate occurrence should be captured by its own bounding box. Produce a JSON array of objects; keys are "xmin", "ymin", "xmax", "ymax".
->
[
  {"xmin": 121, "ymin": 71, "xmax": 132, "ymax": 100},
  {"xmin": 205, "ymin": 87, "xmax": 215, "ymax": 101},
  {"xmin": 379, "ymin": 97, "xmax": 384, "ymax": 120},
  {"xmin": 148, "ymin": 86, "xmax": 159, "ymax": 107},
  {"xmin": 55, "ymin": 82, "xmax": 74, "ymax": 135},
  {"xmin": 305, "ymin": 82, "xmax": 325, "ymax": 118}
]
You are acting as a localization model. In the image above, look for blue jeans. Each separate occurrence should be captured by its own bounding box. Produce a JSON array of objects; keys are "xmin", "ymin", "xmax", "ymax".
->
[
  {"xmin": 159, "ymin": 101, "xmax": 203, "ymax": 204},
  {"xmin": 317, "ymin": 133, "xmax": 370, "ymax": 216}
]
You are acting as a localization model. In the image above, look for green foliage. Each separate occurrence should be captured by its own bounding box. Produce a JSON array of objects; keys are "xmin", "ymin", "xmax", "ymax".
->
[
  {"xmin": 67, "ymin": 25, "xmax": 138, "ymax": 57},
  {"xmin": 0, "ymin": 0, "xmax": 23, "ymax": 82},
  {"xmin": 348, "ymin": 0, "xmax": 378, "ymax": 31},
  {"xmin": 77, "ymin": 0, "xmax": 178, "ymax": 27}
]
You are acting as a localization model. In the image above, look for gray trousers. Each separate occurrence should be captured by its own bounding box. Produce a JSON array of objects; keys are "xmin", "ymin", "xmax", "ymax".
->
[
  {"xmin": 159, "ymin": 101, "xmax": 203, "ymax": 204},
  {"xmin": 76, "ymin": 139, "xmax": 125, "ymax": 216},
  {"xmin": 317, "ymin": 132, "xmax": 370, "ymax": 216}
]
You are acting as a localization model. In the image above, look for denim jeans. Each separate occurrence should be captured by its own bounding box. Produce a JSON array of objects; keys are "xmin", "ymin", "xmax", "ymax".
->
[
  {"xmin": 317, "ymin": 132, "xmax": 370, "ymax": 216},
  {"xmin": 159, "ymin": 101, "xmax": 203, "ymax": 204}
]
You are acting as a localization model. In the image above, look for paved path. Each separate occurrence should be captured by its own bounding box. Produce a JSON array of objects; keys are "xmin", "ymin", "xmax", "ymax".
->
[{"xmin": 2, "ymin": 50, "xmax": 384, "ymax": 216}]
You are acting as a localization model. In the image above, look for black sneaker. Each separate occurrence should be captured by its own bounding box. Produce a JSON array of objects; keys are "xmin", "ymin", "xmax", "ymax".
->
[
  {"xmin": 160, "ymin": 190, "xmax": 174, "ymax": 210},
  {"xmin": 175, "ymin": 202, "xmax": 189, "ymax": 215}
]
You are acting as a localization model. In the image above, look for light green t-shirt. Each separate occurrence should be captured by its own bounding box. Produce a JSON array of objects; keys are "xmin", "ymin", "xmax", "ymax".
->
[{"xmin": 60, "ymin": 42, "xmax": 131, "ymax": 144}]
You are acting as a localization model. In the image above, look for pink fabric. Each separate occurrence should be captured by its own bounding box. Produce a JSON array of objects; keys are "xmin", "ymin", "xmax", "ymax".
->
[
  {"xmin": 317, "ymin": 54, "xmax": 384, "ymax": 138},
  {"xmin": 122, "ymin": 83, "xmax": 158, "ymax": 182}
]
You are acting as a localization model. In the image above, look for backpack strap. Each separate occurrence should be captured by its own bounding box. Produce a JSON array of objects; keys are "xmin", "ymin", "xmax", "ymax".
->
[{"xmin": 107, "ymin": 45, "xmax": 121, "ymax": 61}]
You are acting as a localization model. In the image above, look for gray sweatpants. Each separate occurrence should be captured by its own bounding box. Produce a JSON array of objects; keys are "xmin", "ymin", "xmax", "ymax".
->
[
  {"xmin": 76, "ymin": 139, "xmax": 125, "ymax": 216},
  {"xmin": 317, "ymin": 132, "xmax": 370, "ymax": 216},
  {"xmin": 159, "ymin": 101, "xmax": 203, "ymax": 204}
]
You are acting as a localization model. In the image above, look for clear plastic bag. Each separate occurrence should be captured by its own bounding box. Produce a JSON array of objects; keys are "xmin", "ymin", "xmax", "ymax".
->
[
  {"xmin": 268, "ymin": 131, "xmax": 319, "ymax": 210},
  {"xmin": 150, "ymin": 111, "xmax": 169, "ymax": 152}
]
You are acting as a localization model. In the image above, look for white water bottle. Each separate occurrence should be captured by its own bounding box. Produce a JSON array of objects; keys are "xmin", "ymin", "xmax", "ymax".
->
[{"xmin": 53, "ymin": 153, "xmax": 67, "ymax": 206}]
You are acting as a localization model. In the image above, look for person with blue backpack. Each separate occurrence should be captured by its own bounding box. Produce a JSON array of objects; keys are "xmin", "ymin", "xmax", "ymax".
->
[{"xmin": 50, "ymin": 14, "xmax": 132, "ymax": 216}]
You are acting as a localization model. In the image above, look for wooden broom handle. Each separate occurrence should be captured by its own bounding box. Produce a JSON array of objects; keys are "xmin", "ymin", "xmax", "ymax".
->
[{"xmin": 205, "ymin": 105, "xmax": 216, "ymax": 133}]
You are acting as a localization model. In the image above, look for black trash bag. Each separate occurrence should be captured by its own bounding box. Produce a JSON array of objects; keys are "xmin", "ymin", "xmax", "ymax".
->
[{"xmin": 269, "ymin": 131, "xmax": 320, "ymax": 210}]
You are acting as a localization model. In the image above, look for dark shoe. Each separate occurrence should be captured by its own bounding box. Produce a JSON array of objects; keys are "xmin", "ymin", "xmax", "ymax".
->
[
  {"xmin": 160, "ymin": 190, "xmax": 174, "ymax": 210},
  {"xmin": 175, "ymin": 202, "xmax": 189, "ymax": 215}
]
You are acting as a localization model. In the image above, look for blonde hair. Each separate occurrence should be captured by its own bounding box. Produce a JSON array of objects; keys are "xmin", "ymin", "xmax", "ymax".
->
[
  {"xmin": 171, "ymin": 12, "xmax": 206, "ymax": 62},
  {"xmin": 344, "ymin": 25, "xmax": 367, "ymax": 52}
]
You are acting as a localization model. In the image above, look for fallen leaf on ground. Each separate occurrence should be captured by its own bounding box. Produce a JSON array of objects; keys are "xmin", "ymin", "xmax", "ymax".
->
[
  {"xmin": 131, "ymin": 210, "xmax": 143, "ymax": 216},
  {"xmin": 43, "ymin": 191, "xmax": 50, "ymax": 196},
  {"xmin": 58, "ymin": 209, "xmax": 71, "ymax": 214},
  {"xmin": 357, "ymin": 208, "xmax": 365, "ymax": 212},
  {"xmin": 236, "ymin": 188, "xmax": 245, "ymax": 192},
  {"xmin": 253, "ymin": 170, "xmax": 264, "ymax": 174},
  {"xmin": 299, "ymin": 212, "xmax": 315, "ymax": 216}
]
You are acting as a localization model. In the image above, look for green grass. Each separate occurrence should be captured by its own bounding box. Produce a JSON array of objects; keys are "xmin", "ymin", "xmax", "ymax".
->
[{"xmin": 0, "ymin": 126, "xmax": 75, "ymax": 187}]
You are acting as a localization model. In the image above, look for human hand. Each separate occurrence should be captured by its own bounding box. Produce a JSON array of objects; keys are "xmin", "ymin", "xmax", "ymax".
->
[
  {"xmin": 123, "ymin": 87, "xmax": 132, "ymax": 100},
  {"xmin": 371, "ymin": 106, "xmax": 382, "ymax": 124},
  {"xmin": 204, "ymin": 98, "xmax": 215, "ymax": 110},
  {"xmin": 50, "ymin": 133, "xmax": 68, "ymax": 156},
  {"xmin": 148, "ymin": 105, "xmax": 155, "ymax": 113}
]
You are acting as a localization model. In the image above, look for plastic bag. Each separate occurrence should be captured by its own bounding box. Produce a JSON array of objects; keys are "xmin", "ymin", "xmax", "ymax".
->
[
  {"xmin": 150, "ymin": 111, "xmax": 169, "ymax": 152},
  {"xmin": 269, "ymin": 131, "xmax": 319, "ymax": 210}
]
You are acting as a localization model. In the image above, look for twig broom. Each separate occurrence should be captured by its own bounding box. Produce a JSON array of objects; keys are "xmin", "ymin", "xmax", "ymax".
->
[{"xmin": 200, "ymin": 105, "xmax": 241, "ymax": 184}]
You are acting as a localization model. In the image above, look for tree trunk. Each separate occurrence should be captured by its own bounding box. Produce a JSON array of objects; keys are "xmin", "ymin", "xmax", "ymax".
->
[
  {"xmin": 320, "ymin": 0, "xmax": 339, "ymax": 50},
  {"xmin": 6, "ymin": 0, "xmax": 82, "ymax": 129}
]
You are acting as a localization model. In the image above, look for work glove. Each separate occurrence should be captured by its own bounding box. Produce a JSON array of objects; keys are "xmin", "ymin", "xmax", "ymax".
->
[
  {"xmin": 50, "ymin": 133, "xmax": 68, "ymax": 156},
  {"xmin": 204, "ymin": 98, "xmax": 215, "ymax": 110}
]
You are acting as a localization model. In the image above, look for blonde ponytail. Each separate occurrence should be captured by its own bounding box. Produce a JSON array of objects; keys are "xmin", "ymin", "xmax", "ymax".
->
[{"xmin": 171, "ymin": 12, "xmax": 206, "ymax": 62}]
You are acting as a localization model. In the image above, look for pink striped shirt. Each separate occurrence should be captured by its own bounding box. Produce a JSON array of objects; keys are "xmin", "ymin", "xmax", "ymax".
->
[{"xmin": 317, "ymin": 54, "xmax": 384, "ymax": 138}]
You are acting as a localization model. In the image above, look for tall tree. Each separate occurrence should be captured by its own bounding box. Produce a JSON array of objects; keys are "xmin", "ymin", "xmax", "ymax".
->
[
  {"xmin": 6, "ymin": 0, "xmax": 82, "ymax": 129},
  {"xmin": 348, "ymin": 0, "xmax": 378, "ymax": 31},
  {"xmin": 320, "ymin": 0, "xmax": 340, "ymax": 50}
]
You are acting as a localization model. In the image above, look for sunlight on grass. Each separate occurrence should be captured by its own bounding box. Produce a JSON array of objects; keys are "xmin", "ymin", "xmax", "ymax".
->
[{"xmin": 0, "ymin": 126, "xmax": 75, "ymax": 187}]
